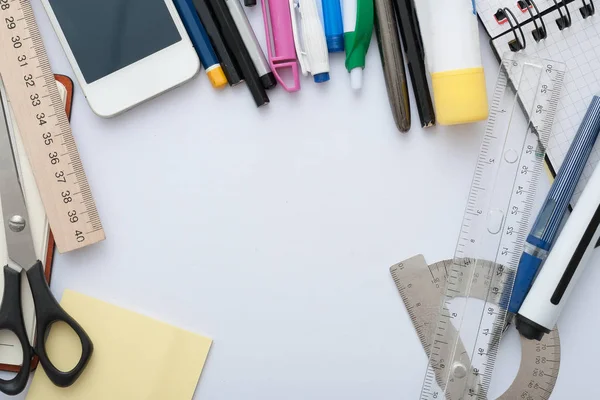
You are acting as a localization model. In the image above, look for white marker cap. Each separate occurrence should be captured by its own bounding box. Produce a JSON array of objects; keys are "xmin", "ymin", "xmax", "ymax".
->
[{"xmin": 350, "ymin": 68, "xmax": 363, "ymax": 90}]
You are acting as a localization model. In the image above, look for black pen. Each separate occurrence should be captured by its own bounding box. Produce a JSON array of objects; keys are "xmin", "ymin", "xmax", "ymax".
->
[
  {"xmin": 206, "ymin": 0, "xmax": 269, "ymax": 107},
  {"xmin": 392, "ymin": 0, "xmax": 435, "ymax": 128},
  {"xmin": 192, "ymin": 0, "xmax": 244, "ymax": 86},
  {"xmin": 374, "ymin": 0, "xmax": 410, "ymax": 132},
  {"xmin": 224, "ymin": 0, "xmax": 276, "ymax": 89}
]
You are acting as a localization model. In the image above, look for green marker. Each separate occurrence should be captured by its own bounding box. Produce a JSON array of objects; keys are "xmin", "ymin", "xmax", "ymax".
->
[{"xmin": 342, "ymin": 0, "xmax": 374, "ymax": 89}]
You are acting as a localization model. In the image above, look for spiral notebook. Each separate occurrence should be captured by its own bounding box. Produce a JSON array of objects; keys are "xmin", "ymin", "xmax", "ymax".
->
[{"xmin": 476, "ymin": 0, "xmax": 599, "ymax": 205}]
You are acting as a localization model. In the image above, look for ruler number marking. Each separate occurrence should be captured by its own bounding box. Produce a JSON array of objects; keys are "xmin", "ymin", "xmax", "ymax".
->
[
  {"xmin": 0, "ymin": 0, "xmax": 104, "ymax": 251},
  {"xmin": 420, "ymin": 56, "xmax": 566, "ymax": 400}
]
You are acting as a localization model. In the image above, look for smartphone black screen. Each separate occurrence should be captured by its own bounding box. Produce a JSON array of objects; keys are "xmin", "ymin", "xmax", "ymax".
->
[{"xmin": 49, "ymin": 0, "xmax": 181, "ymax": 83}]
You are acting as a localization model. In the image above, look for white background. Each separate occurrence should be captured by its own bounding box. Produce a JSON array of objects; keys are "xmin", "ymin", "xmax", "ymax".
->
[{"xmin": 5, "ymin": 0, "xmax": 600, "ymax": 399}]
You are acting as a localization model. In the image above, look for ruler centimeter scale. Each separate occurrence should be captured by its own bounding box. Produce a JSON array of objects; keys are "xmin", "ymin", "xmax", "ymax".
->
[
  {"xmin": 391, "ymin": 255, "xmax": 561, "ymax": 400},
  {"xmin": 420, "ymin": 54, "xmax": 565, "ymax": 400},
  {"xmin": 0, "ymin": 0, "xmax": 104, "ymax": 252}
]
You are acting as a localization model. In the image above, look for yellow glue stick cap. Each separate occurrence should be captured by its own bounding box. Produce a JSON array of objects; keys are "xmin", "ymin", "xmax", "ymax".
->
[
  {"xmin": 207, "ymin": 65, "xmax": 228, "ymax": 89},
  {"xmin": 431, "ymin": 67, "xmax": 488, "ymax": 125}
]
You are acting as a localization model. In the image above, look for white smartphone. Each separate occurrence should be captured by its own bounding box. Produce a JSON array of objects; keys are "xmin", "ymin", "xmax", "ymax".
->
[{"xmin": 40, "ymin": 0, "xmax": 200, "ymax": 117}]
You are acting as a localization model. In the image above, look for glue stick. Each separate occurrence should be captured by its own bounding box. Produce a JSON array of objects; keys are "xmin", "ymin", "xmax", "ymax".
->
[{"xmin": 414, "ymin": 0, "xmax": 488, "ymax": 125}]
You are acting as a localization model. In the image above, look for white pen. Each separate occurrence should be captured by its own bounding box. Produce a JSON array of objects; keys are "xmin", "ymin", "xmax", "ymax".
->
[
  {"xmin": 289, "ymin": 0, "xmax": 330, "ymax": 83},
  {"xmin": 516, "ymin": 155, "xmax": 600, "ymax": 341}
]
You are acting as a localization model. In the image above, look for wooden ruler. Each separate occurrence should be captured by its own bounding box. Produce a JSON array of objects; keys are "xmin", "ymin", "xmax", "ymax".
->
[{"xmin": 0, "ymin": 0, "xmax": 104, "ymax": 252}]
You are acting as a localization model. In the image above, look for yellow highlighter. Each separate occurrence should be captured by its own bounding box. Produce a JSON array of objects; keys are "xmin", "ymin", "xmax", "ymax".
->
[
  {"xmin": 174, "ymin": 0, "xmax": 228, "ymax": 89},
  {"xmin": 415, "ymin": 0, "xmax": 488, "ymax": 125}
]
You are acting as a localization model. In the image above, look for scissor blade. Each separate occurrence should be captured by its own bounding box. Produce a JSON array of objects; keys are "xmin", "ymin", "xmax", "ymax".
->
[{"xmin": 0, "ymin": 85, "xmax": 37, "ymax": 270}]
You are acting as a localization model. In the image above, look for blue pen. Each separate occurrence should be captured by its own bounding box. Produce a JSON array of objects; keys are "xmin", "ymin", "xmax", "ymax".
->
[
  {"xmin": 322, "ymin": 0, "xmax": 345, "ymax": 52},
  {"xmin": 507, "ymin": 96, "xmax": 600, "ymax": 322},
  {"xmin": 173, "ymin": 0, "xmax": 228, "ymax": 88}
]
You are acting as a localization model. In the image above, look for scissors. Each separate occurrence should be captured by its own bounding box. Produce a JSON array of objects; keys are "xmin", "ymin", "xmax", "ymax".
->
[{"xmin": 0, "ymin": 89, "xmax": 93, "ymax": 395}]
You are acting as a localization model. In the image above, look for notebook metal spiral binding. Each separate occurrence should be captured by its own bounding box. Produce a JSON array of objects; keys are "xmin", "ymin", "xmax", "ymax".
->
[
  {"xmin": 553, "ymin": 0, "xmax": 573, "ymax": 28},
  {"xmin": 503, "ymin": 0, "xmax": 596, "ymax": 52},
  {"xmin": 580, "ymin": 0, "xmax": 595, "ymax": 17},
  {"xmin": 517, "ymin": 0, "xmax": 531, "ymax": 11},
  {"xmin": 503, "ymin": 7, "xmax": 526, "ymax": 51},
  {"xmin": 525, "ymin": 0, "xmax": 547, "ymax": 41},
  {"xmin": 495, "ymin": 0, "xmax": 594, "ymax": 29}
]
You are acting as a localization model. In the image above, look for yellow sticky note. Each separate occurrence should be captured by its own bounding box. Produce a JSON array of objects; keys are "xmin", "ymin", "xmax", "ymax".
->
[{"xmin": 27, "ymin": 290, "xmax": 212, "ymax": 400}]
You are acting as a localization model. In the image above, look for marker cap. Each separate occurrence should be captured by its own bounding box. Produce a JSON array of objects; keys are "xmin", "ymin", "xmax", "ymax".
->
[
  {"xmin": 515, "ymin": 313, "xmax": 551, "ymax": 341},
  {"xmin": 314, "ymin": 72, "xmax": 330, "ymax": 83},
  {"xmin": 431, "ymin": 67, "xmax": 488, "ymax": 125},
  {"xmin": 207, "ymin": 66, "xmax": 228, "ymax": 89},
  {"xmin": 327, "ymin": 34, "xmax": 345, "ymax": 53}
]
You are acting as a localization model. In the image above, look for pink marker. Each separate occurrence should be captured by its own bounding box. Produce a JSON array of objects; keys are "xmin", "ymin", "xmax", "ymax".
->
[{"xmin": 262, "ymin": 0, "xmax": 301, "ymax": 92}]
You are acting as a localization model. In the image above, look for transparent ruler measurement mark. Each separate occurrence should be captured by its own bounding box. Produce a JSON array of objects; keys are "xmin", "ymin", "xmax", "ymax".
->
[
  {"xmin": 391, "ymin": 255, "xmax": 561, "ymax": 400},
  {"xmin": 0, "ymin": 0, "xmax": 104, "ymax": 252},
  {"xmin": 420, "ymin": 54, "xmax": 565, "ymax": 400}
]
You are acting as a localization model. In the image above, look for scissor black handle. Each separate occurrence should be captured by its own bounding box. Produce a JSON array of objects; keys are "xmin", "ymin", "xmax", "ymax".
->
[
  {"xmin": 0, "ymin": 266, "xmax": 33, "ymax": 395},
  {"xmin": 27, "ymin": 260, "xmax": 93, "ymax": 387}
]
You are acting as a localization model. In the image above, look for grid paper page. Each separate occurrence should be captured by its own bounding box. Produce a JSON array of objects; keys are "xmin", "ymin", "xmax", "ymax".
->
[
  {"xmin": 492, "ymin": 1, "xmax": 600, "ymax": 205},
  {"xmin": 476, "ymin": 0, "xmax": 556, "ymax": 38}
]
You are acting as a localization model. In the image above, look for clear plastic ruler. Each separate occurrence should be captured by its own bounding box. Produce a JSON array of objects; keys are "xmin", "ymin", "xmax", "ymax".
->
[{"xmin": 419, "ymin": 53, "xmax": 565, "ymax": 400}]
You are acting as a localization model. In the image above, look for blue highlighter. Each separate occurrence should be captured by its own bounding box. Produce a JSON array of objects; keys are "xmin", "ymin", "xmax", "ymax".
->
[{"xmin": 322, "ymin": 0, "xmax": 344, "ymax": 52}]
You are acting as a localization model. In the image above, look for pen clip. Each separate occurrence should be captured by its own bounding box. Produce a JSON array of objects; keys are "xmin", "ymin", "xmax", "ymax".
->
[
  {"xmin": 262, "ymin": 0, "xmax": 301, "ymax": 92},
  {"xmin": 290, "ymin": 0, "xmax": 310, "ymax": 76}
]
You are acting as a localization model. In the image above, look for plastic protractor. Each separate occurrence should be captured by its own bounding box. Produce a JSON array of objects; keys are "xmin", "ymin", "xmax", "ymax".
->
[{"xmin": 390, "ymin": 255, "xmax": 560, "ymax": 399}]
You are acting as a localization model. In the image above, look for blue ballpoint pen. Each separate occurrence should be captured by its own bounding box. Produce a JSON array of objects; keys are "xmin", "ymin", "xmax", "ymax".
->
[
  {"xmin": 173, "ymin": 0, "xmax": 228, "ymax": 88},
  {"xmin": 507, "ymin": 95, "xmax": 600, "ymax": 323}
]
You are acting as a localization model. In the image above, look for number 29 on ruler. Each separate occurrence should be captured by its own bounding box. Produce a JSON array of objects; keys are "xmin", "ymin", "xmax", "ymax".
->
[{"xmin": 0, "ymin": 0, "xmax": 104, "ymax": 252}]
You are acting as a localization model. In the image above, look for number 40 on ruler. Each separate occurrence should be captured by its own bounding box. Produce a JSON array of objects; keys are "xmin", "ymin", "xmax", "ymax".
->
[{"xmin": 0, "ymin": 0, "xmax": 104, "ymax": 252}]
